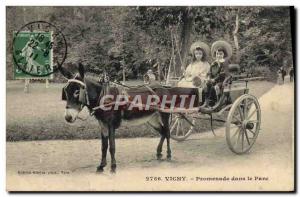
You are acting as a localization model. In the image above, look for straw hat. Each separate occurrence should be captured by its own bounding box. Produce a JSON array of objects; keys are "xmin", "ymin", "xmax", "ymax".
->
[
  {"xmin": 189, "ymin": 41, "xmax": 210, "ymax": 58},
  {"xmin": 211, "ymin": 40, "xmax": 233, "ymax": 60}
]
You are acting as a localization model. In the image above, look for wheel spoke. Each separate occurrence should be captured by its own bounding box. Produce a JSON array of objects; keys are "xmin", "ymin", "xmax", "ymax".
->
[
  {"xmin": 179, "ymin": 114, "xmax": 195, "ymax": 127},
  {"xmin": 244, "ymin": 129, "xmax": 251, "ymax": 145},
  {"xmin": 230, "ymin": 124, "xmax": 239, "ymax": 130},
  {"xmin": 235, "ymin": 129, "xmax": 242, "ymax": 148},
  {"xmin": 176, "ymin": 120, "xmax": 181, "ymax": 136},
  {"xmin": 245, "ymin": 100, "xmax": 254, "ymax": 118},
  {"xmin": 238, "ymin": 106, "xmax": 244, "ymax": 120},
  {"xmin": 190, "ymin": 120, "xmax": 195, "ymax": 131},
  {"xmin": 241, "ymin": 129, "xmax": 244, "ymax": 151},
  {"xmin": 170, "ymin": 118, "xmax": 178, "ymax": 134},
  {"xmin": 233, "ymin": 115, "xmax": 242, "ymax": 124},
  {"xmin": 180, "ymin": 120, "xmax": 185, "ymax": 136},
  {"xmin": 246, "ymin": 129, "xmax": 256, "ymax": 136},
  {"xmin": 231, "ymin": 127, "xmax": 241, "ymax": 140},
  {"xmin": 169, "ymin": 114, "xmax": 173, "ymax": 125},
  {"xmin": 247, "ymin": 109, "xmax": 258, "ymax": 120},
  {"xmin": 174, "ymin": 118, "xmax": 180, "ymax": 135},
  {"xmin": 180, "ymin": 120, "xmax": 183, "ymax": 136},
  {"xmin": 248, "ymin": 100, "xmax": 254, "ymax": 109}
]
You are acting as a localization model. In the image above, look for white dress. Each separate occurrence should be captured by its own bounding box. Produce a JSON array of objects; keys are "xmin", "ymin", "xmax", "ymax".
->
[{"xmin": 177, "ymin": 61, "xmax": 210, "ymax": 88}]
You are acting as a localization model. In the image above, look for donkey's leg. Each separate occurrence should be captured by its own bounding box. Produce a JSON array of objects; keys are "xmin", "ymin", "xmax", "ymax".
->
[
  {"xmin": 97, "ymin": 133, "xmax": 108, "ymax": 172},
  {"xmin": 108, "ymin": 126, "xmax": 117, "ymax": 173},
  {"xmin": 162, "ymin": 113, "xmax": 171, "ymax": 160},
  {"xmin": 149, "ymin": 112, "xmax": 169, "ymax": 160},
  {"xmin": 164, "ymin": 121, "xmax": 172, "ymax": 160},
  {"xmin": 148, "ymin": 115, "xmax": 165, "ymax": 160},
  {"xmin": 166, "ymin": 130, "xmax": 172, "ymax": 160},
  {"xmin": 156, "ymin": 133, "xmax": 165, "ymax": 160}
]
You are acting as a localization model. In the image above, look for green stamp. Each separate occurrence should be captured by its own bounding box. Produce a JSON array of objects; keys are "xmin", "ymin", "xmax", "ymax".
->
[
  {"xmin": 13, "ymin": 31, "xmax": 53, "ymax": 79},
  {"xmin": 12, "ymin": 21, "xmax": 68, "ymax": 78}
]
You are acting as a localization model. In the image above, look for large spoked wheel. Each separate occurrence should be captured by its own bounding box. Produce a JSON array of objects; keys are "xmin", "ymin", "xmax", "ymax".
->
[
  {"xmin": 226, "ymin": 94, "xmax": 261, "ymax": 154},
  {"xmin": 169, "ymin": 113, "xmax": 195, "ymax": 142}
]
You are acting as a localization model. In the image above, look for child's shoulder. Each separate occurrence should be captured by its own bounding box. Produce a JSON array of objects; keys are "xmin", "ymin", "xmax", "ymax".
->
[
  {"xmin": 210, "ymin": 61, "xmax": 219, "ymax": 66},
  {"xmin": 186, "ymin": 63, "xmax": 193, "ymax": 68}
]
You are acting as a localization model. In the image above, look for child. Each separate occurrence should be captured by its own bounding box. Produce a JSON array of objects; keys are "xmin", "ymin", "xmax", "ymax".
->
[
  {"xmin": 178, "ymin": 41, "xmax": 210, "ymax": 88},
  {"xmin": 204, "ymin": 40, "xmax": 232, "ymax": 107}
]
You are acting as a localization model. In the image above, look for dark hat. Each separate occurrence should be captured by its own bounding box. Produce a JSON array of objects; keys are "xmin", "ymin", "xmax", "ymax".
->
[{"xmin": 211, "ymin": 40, "xmax": 233, "ymax": 60}]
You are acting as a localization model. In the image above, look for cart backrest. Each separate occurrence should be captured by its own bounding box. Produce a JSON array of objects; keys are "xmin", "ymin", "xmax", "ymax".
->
[
  {"xmin": 224, "ymin": 80, "xmax": 249, "ymax": 103},
  {"xmin": 228, "ymin": 64, "xmax": 240, "ymax": 75}
]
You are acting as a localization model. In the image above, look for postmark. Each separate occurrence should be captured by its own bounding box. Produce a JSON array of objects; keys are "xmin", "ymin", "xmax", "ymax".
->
[{"xmin": 12, "ymin": 21, "xmax": 67, "ymax": 77}]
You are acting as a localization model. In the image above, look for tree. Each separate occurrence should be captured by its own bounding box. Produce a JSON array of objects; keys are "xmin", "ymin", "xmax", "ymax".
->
[
  {"xmin": 6, "ymin": 6, "xmax": 293, "ymax": 81},
  {"xmin": 239, "ymin": 7, "xmax": 292, "ymax": 76}
]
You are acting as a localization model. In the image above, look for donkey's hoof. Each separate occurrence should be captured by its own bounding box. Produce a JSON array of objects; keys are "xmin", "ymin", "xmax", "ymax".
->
[
  {"xmin": 156, "ymin": 153, "xmax": 163, "ymax": 160},
  {"xmin": 166, "ymin": 156, "xmax": 172, "ymax": 161},
  {"xmin": 110, "ymin": 164, "xmax": 117, "ymax": 173},
  {"xmin": 96, "ymin": 166, "xmax": 104, "ymax": 173}
]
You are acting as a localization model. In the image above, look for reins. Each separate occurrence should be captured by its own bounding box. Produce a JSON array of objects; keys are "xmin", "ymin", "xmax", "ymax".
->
[{"xmin": 64, "ymin": 77, "xmax": 164, "ymax": 118}]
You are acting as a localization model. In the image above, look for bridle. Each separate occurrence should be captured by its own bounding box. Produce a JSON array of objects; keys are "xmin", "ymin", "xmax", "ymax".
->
[
  {"xmin": 62, "ymin": 76, "xmax": 90, "ymax": 110},
  {"xmin": 61, "ymin": 75, "xmax": 115, "ymax": 119}
]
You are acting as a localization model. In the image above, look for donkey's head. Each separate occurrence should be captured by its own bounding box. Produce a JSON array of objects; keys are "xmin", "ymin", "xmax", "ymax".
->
[{"xmin": 60, "ymin": 63, "xmax": 87, "ymax": 123}]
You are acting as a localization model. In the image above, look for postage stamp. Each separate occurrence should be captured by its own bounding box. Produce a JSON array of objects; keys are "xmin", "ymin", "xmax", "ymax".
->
[
  {"xmin": 13, "ymin": 31, "xmax": 53, "ymax": 78},
  {"xmin": 12, "ymin": 21, "xmax": 67, "ymax": 78}
]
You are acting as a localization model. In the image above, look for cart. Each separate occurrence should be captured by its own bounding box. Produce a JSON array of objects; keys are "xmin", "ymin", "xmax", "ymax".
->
[{"xmin": 167, "ymin": 68, "xmax": 261, "ymax": 155}]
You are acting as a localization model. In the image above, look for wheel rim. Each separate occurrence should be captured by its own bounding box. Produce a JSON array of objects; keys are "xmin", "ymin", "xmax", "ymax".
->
[
  {"xmin": 226, "ymin": 94, "xmax": 261, "ymax": 154},
  {"xmin": 170, "ymin": 113, "xmax": 195, "ymax": 141}
]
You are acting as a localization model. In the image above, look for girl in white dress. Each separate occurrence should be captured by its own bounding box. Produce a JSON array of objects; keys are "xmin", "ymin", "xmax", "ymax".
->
[{"xmin": 178, "ymin": 41, "xmax": 210, "ymax": 88}]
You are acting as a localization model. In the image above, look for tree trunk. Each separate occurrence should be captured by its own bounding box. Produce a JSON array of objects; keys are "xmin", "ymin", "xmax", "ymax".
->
[
  {"xmin": 233, "ymin": 9, "xmax": 240, "ymax": 63},
  {"xmin": 178, "ymin": 7, "xmax": 194, "ymax": 76}
]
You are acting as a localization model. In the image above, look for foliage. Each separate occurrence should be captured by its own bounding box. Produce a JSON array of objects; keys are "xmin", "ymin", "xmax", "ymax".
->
[
  {"xmin": 6, "ymin": 6, "xmax": 293, "ymax": 81},
  {"xmin": 239, "ymin": 7, "xmax": 293, "ymax": 76},
  {"xmin": 249, "ymin": 66, "xmax": 272, "ymax": 78}
]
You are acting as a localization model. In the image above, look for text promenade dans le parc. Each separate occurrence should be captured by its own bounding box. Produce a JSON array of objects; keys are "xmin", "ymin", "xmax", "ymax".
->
[{"xmin": 146, "ymin": 176, "xmax": 269, "ymax": 182}]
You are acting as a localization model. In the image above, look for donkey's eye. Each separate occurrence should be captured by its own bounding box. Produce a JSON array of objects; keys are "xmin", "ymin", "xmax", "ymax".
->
[{"xmin": 73, "ymin": 90, "xmax": 80, "ymax": 98}]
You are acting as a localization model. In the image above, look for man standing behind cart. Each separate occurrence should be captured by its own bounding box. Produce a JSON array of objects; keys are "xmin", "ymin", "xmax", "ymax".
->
[
  {"xmin": 278, "ymin": 66, "xmax": 287, "ymax": 84},
  {"xmin": 289, "ymin": 67, "xmax": 294, "ymax": 82}
]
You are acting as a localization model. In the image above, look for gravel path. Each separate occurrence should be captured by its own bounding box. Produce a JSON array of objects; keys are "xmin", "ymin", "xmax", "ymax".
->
[{"xmin": 6, "ymin": 81, "xmax": 294, "ymax": 191}]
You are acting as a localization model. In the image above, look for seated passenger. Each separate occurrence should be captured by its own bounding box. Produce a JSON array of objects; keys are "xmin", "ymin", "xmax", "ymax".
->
[
  {"xmin": 144, "ymin": 69, "xmax": 156, "ymax": 84},
  {"xmin": 204, "ymin": 40, "xmax": 233, "ymax": 107},
  {"xmin": 178, "ymin": 41, "xmax": 210, "ymax": 88}
]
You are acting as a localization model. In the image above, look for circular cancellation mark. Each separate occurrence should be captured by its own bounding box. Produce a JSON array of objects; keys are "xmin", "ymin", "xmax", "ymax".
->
[{"xmin": 12, "ymin": 21, "xmax": 68, "ymax": 77}]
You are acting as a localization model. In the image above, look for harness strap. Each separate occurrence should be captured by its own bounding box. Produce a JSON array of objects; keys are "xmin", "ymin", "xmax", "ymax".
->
[
  {"xmin": 91, "ymin": 79, "xmax": 170, "ymax": 113},
  {"xmin": 67, "ymin": 79, "xmax": 86, "ymax": 87},
  {"xmin": 144, "ymin": 85, "xmax": 158, "ymax": 97},
  {"xmin": 84, "ymin": 81, "xmax": 90, "ymax": 106}
]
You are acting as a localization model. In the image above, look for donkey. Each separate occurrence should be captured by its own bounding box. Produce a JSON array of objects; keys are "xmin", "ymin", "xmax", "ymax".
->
[{"xmin": 60, "ymin": 63, "xmax": 173, "ymax": 173}]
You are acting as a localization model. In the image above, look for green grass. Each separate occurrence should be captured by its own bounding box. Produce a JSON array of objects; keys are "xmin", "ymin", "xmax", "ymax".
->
[{"xmin": 6, "ymin": 80, "xmax": 275, "ymax": 141}]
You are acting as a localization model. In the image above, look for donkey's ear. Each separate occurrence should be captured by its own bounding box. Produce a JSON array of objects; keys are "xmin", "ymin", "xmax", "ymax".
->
[
  {"xmin": 78, "ymin": 63, "xmax": 85, "ymax": 79},
  {"xmin": 59, "ymin": 66, "xmax": 73, "ymax": 79}
]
